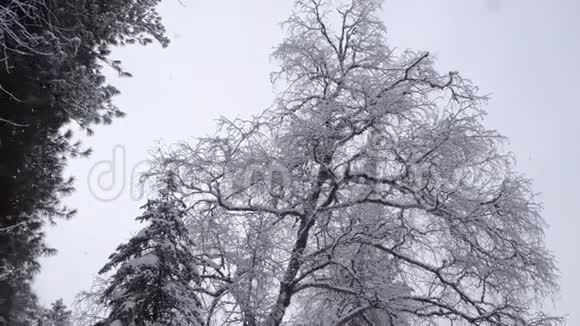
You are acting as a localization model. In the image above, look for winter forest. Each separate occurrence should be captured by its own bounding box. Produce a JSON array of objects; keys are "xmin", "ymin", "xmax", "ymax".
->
[{"xmin": 0, "ymin": 0, "xmax": 572, "ymax": 325}]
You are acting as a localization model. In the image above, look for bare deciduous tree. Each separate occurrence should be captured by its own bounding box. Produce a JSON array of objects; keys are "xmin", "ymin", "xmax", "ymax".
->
[{"xmin": 149, "ymin": 0, "xmax": 560, "ymax": 325}]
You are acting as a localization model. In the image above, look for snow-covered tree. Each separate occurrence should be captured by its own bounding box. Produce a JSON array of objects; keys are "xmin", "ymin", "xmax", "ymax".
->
[
  {"xmin": 42, "ymin": 298, "xmax": 73, "ymax": 326},
  {"xmin": 97, "ymin": 178, "xmax": 203, "ymax": 326},
  {"xmin": 4, "ymin": 279, "xmax": 42, "ymax": 326},
  {"xmin": 148, "ymin": 0, "xmax": 560, "ymax": 325},
  {"xmin": 0, "ymin": 0, "xmax": 168, "ymax": 321}
]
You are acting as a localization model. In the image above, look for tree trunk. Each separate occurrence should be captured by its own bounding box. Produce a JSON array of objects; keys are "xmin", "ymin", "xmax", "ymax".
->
[{"xmin": 265, "ymin": 217, "xmax": 316, "ymax": 326}]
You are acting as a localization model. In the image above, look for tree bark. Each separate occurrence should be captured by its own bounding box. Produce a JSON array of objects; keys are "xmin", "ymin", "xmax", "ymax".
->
[{"xmin": 265, "ymin": 217, "xmax": 315, "ymax": 326}]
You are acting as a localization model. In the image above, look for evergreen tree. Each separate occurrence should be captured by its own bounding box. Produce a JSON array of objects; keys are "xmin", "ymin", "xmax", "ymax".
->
[
  {"xmin": 97, "ymin": 180, "xmax": 203, "ymax": 326},
  {"xmin": 0, "ymin": 0, "xmax": 168, "ymax": 321},
  {"xmin": 5, "ymin": 279, "xmax": 42, "ymax": 326},
  {"xmin": 43, "ymin": 299, "xmax": 72, "ymax": 326}
]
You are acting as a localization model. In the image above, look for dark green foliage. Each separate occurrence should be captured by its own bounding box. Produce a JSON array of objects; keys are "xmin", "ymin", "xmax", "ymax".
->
[
  {"xmin": 0, "ymin": 0, "xmax": 168, "ymax": 322},
  {"xmin": 4, "ymin": 280, "xmax": 42, "ymax": 325}
]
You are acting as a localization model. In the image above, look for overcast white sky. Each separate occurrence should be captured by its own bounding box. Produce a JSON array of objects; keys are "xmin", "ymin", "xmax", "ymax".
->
[{"xmin": 34, "ymin": 0, "xmax": 579, "ymax": 323}]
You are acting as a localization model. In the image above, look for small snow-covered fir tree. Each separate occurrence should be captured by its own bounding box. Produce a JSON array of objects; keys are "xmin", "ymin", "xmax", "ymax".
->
[
  {"xmin": 97, "ymin": 176, "xmax": 203, "ymax": 326},
  {"xmin": 43, "ymin": 299, "xmax": 73, "ymax": 326}
]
